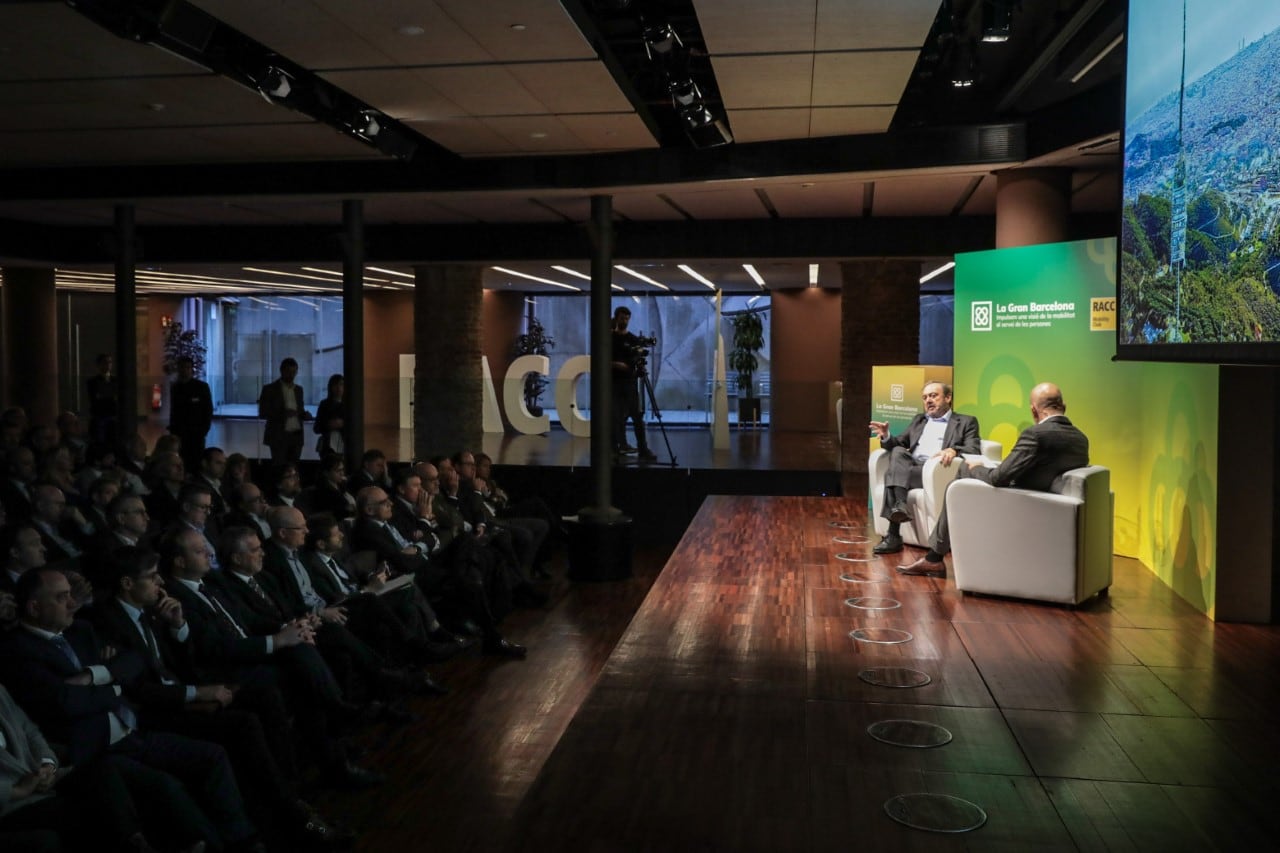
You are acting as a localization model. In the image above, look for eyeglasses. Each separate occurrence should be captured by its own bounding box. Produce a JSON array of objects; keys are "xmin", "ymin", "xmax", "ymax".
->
[
  {"xmin": 189, "ymin": 503, "xmax": 212, "ymax": 511},
  {"xmin": 280, "ymin": 525, "xmax": 307, "ymax": 531}
]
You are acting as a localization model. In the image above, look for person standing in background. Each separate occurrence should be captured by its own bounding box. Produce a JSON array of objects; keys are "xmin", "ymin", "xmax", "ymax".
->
[
  {"xmin": 259, "ymin": 358, "xmax": 310, "ymax": 464},
  {"xmin": 314, "ymin": 374, "xmax": 347, "ymax": 457},
  {"xmin": 168, "ymin": 356, "xmax": 212, "ymax": 475}
]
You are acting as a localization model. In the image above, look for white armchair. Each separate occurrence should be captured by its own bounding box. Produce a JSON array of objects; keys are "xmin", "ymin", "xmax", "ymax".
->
[
  {"xmin": 869, "ymin": 440, "xmax": 1002, "ymax": 547},
  {"xmin": 946, "ymin": 465, "xmax": 1113, "ymax": 605}
]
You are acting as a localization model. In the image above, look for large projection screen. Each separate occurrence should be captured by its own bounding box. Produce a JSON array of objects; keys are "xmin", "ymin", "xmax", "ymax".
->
[{"xmin": 1118, "ymin": 0, "xmax": 1280, "ymax": 363}]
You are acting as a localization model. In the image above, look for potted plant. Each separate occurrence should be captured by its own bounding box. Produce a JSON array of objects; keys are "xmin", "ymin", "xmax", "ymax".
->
[
  {"xmin": 728, "ymin": 311, "xmax": 765, "ymax": 423},
  {"xmin": 162, "ymin": 320, "xmax": 207, "ymax": 378},
  {"xmin": 513, "ymin": 315, "xmax": 555, "ymax": 416}
]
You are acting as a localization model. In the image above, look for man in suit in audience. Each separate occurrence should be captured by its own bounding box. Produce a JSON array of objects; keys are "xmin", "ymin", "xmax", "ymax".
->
[
  {"xmin": 899, "ymin": 382, "xmax": 1090, "ymax": 577},
  {"xmin": 258, "ymin": 358, "xmax": 310, "ymax": 464},
  {"xmin": 162, "ymin": 527, "xmax": 384, "ymax": 790},
  {"xmin": 222, "ymin": 483, "xmax": 272, "ymax": 543},
  {"xmin": 27, "ymin": 484, "xmax": 87, "ymax": 568},
  {"xmin": 265, "ymin": 464, "xmax": 303, "ymax": 510},
  {"xmin": 257, "ymin": 507, "xmax": 438, "ymax": 699},
  {"xmin": 868, "ymin": 381, "xmax": 982, "ymax": 555},
  {"xmin": 168, "ymin": 357, "xmax": 213, "ymax": 475},
  {"xmin": 298, "ymin": 453, "xmax": 356, "ymax": 520},
  {"xmin": 0, "ymin": 566, "xmax": 259, "ymax": 851},
  {"xmin": 1, "ymin": 446, "xmax": 38, "ymax": 522},
  {"xmin": 91, "ymin": 547, "xmax": 353, "ymax": 847},
  {"xmin": 303, "ymin": 512, "xmax": 465, "ymax": 667},
  {"xmin": 144, "ymin": 451, "xmax": 186, "ymax": 529},
  {"xmin": 353, "ymin": 486, "xmax": 527, "ymax": 659},
  {"xmin": 166, "ymin": 484, "xmax": 223, "ymax": 572},
  {"xmin": 347, "ymin": 449, "xmax": 391, "ymax": 496},
  {"xmin": 192, "ymin": 448, "xmax": 229, "ymax": 518},
  {"xmin": 0, "ymin": 682, "xmax": 209, "ymax": 853},
  {"xmin": 3, "ymin": 526, "xmax": 46, "ymax": 595}
]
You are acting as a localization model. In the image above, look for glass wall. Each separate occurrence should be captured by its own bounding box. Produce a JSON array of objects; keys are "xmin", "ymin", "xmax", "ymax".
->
[
  {"xmin": 529, "ymin": 293, "xmax": 771, "ymax": 425},
  {"xmin": 192, "ymin": 295, "xmax": 343, "ymax": 415}
]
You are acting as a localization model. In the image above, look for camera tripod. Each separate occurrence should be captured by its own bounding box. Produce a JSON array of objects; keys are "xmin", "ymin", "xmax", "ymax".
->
[{"xmin": 631, "ymin": 367, "xmax": 677, "ymax": 467}]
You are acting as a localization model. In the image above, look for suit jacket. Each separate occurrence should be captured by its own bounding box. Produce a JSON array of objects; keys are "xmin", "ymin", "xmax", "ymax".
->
[
  {"xmin": 0, "ymin": 620, "xmax": 145, "ymax": 764},
  {"xmin": 881, "ymin": 411, "xmax": 982, "ymax": 460},
  {"xmin": 88, "ymin": 598, "xmax": 195, "ymax": 713},
  {"xmin": 983, "ymin": 414, "xmax": 1090, "ymax": 491},
  {"xmin": 168, "ymin": 378, "xmax": 213, "ymax": 439},
  {"xmin": 260, "ymin": 542, "xmax": 316, "ymax": 619},
  {"xmin": 164, "ymin": 576, "xmax": 273, "ymax": 674},
  {"xmin": 0, "ymin": 683, "xmax": 58, "ymax": 817},
  {"xmin": 211, "ymin": 571, "xmax": 290, "ymax": 634},
  {"xmin": 351, "ymin": 516, "xmax": 444, "ymax": 586},
  {"xmin": 298, "ymin": 481, "xmax": 356, "ymax": 520},
  {"xmin": 0, "ymin": 478, "xmax": 34, "ymax": 522},
  {"xmin": 257, "ymin": 380, "xmax": 306, "ymax": 448}
]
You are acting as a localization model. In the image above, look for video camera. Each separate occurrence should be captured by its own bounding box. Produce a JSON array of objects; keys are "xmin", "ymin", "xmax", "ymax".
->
[{"xmin": 621, "ymin": 332, "xmax": 658, "ymax": 374}]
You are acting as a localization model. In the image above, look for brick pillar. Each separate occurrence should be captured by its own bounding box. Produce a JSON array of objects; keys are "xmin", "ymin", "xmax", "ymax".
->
[
  {"xmin": 413, "ymin": 264, "xmax": 483, "ymax": 459},
  {"xmin": 996, "ymin": 167, "xmax": 1071, "ymax": 248},
  {"xmin": 840, "ymin": 260, "xmax": 919, "ymax": 491},
  {"xmin": 1, "ymin": 267, "xmax": 59, "ymax": 424}
]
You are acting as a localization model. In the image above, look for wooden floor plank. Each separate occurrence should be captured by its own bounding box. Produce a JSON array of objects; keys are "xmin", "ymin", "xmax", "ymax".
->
[{"xmin": 309, "ymin": 493, "xmax": 1280, "ymax": 851}]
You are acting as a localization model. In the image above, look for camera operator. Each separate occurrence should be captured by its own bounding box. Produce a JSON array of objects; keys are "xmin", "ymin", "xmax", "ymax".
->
[{"xmin": 610, "ymin": 307, "xmax": 657, "ymax": 461}]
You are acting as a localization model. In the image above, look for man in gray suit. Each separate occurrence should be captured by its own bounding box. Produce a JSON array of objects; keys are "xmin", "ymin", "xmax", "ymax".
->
[
  {"xmin": 869, "ymin": 381, "xmax": 981, "ymax": 554},
  {"xmin": 899, "ymin": 382, "xmax": 1090, "ymax": 577}
]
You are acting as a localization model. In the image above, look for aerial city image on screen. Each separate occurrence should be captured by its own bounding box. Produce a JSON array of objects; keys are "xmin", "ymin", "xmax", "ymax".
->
[{"xmin": 1121, "ymin": 0, "xmax": 1280, "ymax": 345}]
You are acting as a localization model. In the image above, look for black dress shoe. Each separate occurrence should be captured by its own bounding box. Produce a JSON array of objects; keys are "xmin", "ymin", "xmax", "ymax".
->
[
  {"xmin": 637, "ymin": 448, "xmax": 658, "ymax": 461},
  {"xmin": 296, "ymin": 815, "xmax": 356, "ymax": 848},
  {"xmin": 332, "ymin": 760, "xmax": 386, "ymax": 790},
  {"xmin": 483, "ymin": 637, "xmax": 528, "ymax": 659},
  {"xmin": 411, "ymin": 673, "xmax": 449, "ymax": 696},
  {"xmin": 872, "ymin": 534, "xmax": 903, "ymax": 555},
  {"xmin": 887, "ymin": 503, "xmax": 913, "ymax": 524}
]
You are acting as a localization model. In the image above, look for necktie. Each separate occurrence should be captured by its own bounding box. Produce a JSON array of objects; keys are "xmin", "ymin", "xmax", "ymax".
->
[
  {"xmin": 50, "ymin": 634, "xmax": 83, "ymax": 670},
  {"xmin": 323, "ymin": 557, "xmax": 355, "ymax": 595},
  {"xmin": 385, "ymin": 521, "xmax": 411, "ymax": 549},
  {"xmin": 198, "ymin": 583, "xmax": 247, "ymax": 639},
  {"xmin": 136, "ymin": 616, "xmax": 177, "ymax": 684},
  {"xmin": 287, "ymin": 552, "xmax": 325, "ymax": 610},
  {"xmin": 247, "ymin": 577, "xmax": 276, "ymax": 610}
]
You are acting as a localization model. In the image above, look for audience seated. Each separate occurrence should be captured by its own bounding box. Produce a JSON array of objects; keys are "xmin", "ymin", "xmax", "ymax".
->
[{"xmin": 0, "ymin": 407, "xmax": 575, "ymax": 847}]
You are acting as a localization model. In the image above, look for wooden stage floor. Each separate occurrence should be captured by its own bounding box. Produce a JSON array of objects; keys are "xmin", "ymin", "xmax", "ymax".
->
[{"xmin": 319, "ymin": 495, "xmax": 1280, "ymax": 852}]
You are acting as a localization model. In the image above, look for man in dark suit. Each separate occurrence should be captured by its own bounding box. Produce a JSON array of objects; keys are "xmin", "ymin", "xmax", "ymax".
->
[
  {"xmin": 0, "ymin": 446, "xmax": 37, "ymax": 522},
  {"xmin": 298, "ymin": 453, "xmax": 357, "ymax": 520},
  {"xmin": 0, "ymin": 566, "xmax": 259, "ymax": 850},
  {"xmin": 257, "ymin": 507, "xmax": 438, "ymax": 699},
  {"xmin": 899, "ymin": 382, "xmax": 1090, "ymax": 577},
  {"xmin": 163, "ymin": 526, "xmax": 384, "ymax": 790},
  {"xmin": 868, "ymin": 381, "xmax": 982, "ymax": 555},
  {"xmin": 91, "ymin": 547, "xmax": 353, "ymax": 847},
  {"xmin": 168, "ymin": 356, "xmax": 213, "ymax": 474},
  {"xmin": 346, "ymin": 448, "xmax": 390, "ymax": 496},
  {"xmin": 27, "ymin": 484, "xmax": 88, "ymax": 569},
  {"xmin": 3, "ymin": 525, "xmax": 46, "ymax": 595},
  {"xmin": 143, "ymin": 451, "xmax": 186, "ymax": 530},
  {"xmin": 0, "ymin": 682, "xmax": 211, "ymax": 852},
  {"xmin": 257, "ymin": 358, "xmax": 310, "ymax": 464},
  {"xmin": 353, "ymin": 486, "xmax": 527, "ymax": 659}
]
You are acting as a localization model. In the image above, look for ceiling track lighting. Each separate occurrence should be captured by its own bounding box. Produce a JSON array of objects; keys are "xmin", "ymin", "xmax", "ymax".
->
[
  {"xmin": 951, "ymin": 39, "xmax": 978, "ymax": 88},
  {"xmin": 256, "ymin": 66, "xmax": 292, "ymax": 103},
  {"xmin": 981, "ymin": 1, "xmax": 1015, "ymax": 44},
  {"xmin": 641, "ymin": 20, "xmax": 681, "ymax": 60}
]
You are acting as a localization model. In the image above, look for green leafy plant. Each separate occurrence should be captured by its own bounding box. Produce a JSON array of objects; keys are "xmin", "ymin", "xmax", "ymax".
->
[
  {"xmin": 162, "ymin": 321, "xmax": 207, "ymax": 378},
  {"xmin": 513, "ymin": 315, "xmax": 555, "ymax": 415},
  {"xmin": 728, "ymin": 311, "xmax": 765, "ymax": 397}
]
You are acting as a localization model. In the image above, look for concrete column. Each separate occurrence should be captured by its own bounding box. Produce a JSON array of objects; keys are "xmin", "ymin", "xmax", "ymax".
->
[
  {"xmin": 413, "ymin": 264, "xmax": 483, "ymax": 459},
  {"xmin": 115, "ymin": 204, "xmax": 138, "ymax": 446},
  {"xmin": 995, "ymin": 168, "xmax": 1071, "ymax": 248},
  {"xmin": 342, "ymin": 200, "xmax": 365, "ymax": 468},
  {"xmin": 839, "ymin": 260, "xmax": 920, "ymax": 490},
  {"xmin": 2, "ymin": 267, "xmax": 59, "ymax": 424}
]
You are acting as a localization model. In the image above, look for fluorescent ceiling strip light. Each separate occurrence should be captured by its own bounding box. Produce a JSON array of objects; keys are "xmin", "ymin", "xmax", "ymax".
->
[
  {"xmin": 614, "ymin": 265, "xmax": 670, "ymax": 291},
  {"xmin": 551, "ymin": 265, "xmax": 592, "ymax": 281},
  {"xmin": 808, "ymin": 264, "xmax": 819, "ymax": 286},
  {"xmin": 919, "ymin": 261, "xmax": 955, "ymax": 284},
  {"xmin": 490, "ymin": 266, "xmax": 581, "ymax": 292},
  {"xmin": 366, "ymin": 266, "xmax": 415, "ymax": 279},
  {"xmin": 742, "ymin": 264, "xmax": 766, "ymax": 288},
  {"xmin": 301, "ymin": 266, "xmax": 392, "ymax": 284},
  {"xmin": 1070, "ymin": 33, "xmax": 1123, "ymax": 84},
  {"xmin": 677, "ymin": 264, "xmax": 717, "ymax": 290},
  {"xmin": 244, "ymin": 267, "xmax": 365, "ymax": 284}
]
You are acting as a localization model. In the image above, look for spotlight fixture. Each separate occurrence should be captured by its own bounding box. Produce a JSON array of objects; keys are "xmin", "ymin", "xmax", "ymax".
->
[
  {"xmin": 981, "ymin": 1, "xmax": 1013, "ymax": 43},
  {"xmin": 257, "ymin": 66, "xmax": 292, "ymax": 102},
  {"xmin": 670, "ymin": 78, "xmax": 702, "ymax": 109},
  {"xmin": 642, "ymin": 21, "xmax": 681, "ymax": 59},
  {"xmin": 951, "ymin": 40, "xmax": 977, "ymax": 87},
  {"xmin": 353, "ymin": 110, "xmax": 381, "ymax": 139}
]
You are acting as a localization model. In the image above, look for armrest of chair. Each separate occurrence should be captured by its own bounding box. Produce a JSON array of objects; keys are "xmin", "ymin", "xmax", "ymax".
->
[
  {"xmin": 980, "ymin": 439, "xmax": 1002, "ymax": 462},
  {"xmin": 920, "ymin": 455, "xmax": 963, "ymax": 518},
  {"xmin": 869, "ymin": 448, "xmax": 888, "ymax": 518}
]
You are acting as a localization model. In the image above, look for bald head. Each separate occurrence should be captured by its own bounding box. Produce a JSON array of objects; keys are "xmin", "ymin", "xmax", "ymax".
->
[{"xmin": 1030, "ymin": 383, "xmax": 1066, "ymax": 422}]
